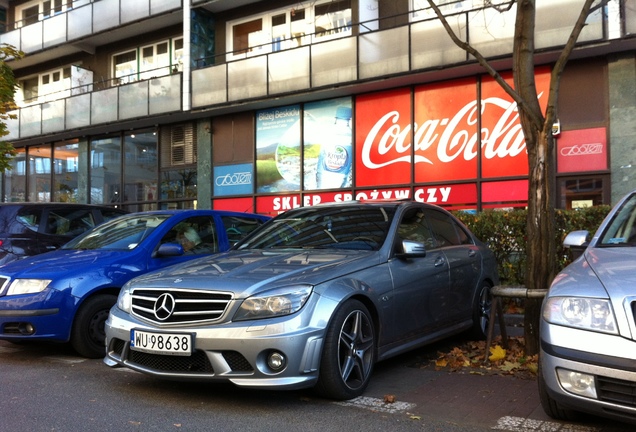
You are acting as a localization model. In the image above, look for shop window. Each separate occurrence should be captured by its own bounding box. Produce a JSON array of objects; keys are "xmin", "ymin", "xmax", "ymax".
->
[{"xmin": 557, "ymin": 176, "xmax": 608, "ymax": 210}]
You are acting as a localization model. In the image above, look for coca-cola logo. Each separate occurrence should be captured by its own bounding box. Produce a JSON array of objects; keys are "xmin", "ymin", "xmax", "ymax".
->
[
  {"xmin": 560, "ymin": 143, "xmax": 603, "ymax": 157},
  {"xmin": 361, "ymin": 96, "xmax": 533, "ymax": 169}
]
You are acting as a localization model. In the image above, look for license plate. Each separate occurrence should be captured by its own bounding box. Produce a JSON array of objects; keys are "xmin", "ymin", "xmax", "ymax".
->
[{"xmin": 130, "ymin": 329, "xmax": 193, "ymax": 356}]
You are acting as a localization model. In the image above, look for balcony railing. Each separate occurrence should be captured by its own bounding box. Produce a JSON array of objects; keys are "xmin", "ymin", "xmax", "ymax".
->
[
  {"xmin": 5, "ymin": 74, "xmax": 182, "ymax": 140},
  {"xmin": 0, "ymin": 0, "xmax": 182, "ymax": 55}
]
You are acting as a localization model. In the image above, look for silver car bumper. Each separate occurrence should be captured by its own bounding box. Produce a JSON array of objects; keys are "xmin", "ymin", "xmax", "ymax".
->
[{"xmin": 104, "ymin": 298, "xmax": 338, "ymax": 391}]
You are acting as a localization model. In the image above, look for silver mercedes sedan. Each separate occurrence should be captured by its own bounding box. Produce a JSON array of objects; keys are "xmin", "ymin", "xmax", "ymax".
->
[
  {"xmin": 104, "ymin": 201, "xmax": 499, "ymax": 400},
  {"xmin": 539, "ymin": 190, "xmax": 636, "ymax": 425}
]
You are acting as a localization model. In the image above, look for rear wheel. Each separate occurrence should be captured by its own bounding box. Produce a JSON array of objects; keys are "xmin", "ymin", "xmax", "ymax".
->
[
  {"xmin": 315, "ymin": 300, "xmax": 375, "ymax": 400},
  {"xmin": 538, "ymin": 355, "xmax": 580, "ymax": 421},
  {"xmin": 470, "ymin": 282, "xmax": 491, "ymax": 339},
  {"xmin": 70, "ymin": 294, "xmax": 117, "ymax": 359}
]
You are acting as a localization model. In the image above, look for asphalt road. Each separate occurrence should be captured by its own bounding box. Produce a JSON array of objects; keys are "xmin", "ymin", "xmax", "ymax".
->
[{"xmin": 0, "ymin": 338, "xmax": 631, "ymax": 432}]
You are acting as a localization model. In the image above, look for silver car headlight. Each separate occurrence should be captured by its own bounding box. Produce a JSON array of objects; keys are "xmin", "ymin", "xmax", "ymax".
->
[
  {"xmin": 234, "ymin": 285, "xmax": 313, "ymax": 321},
  {"xmin": 117, "ymin": 283, "xmax": 134, "ymax": 313},
  {"xmin": 543, "ymin": 296, "xmax": 618, "ymax": 334},
  {"xmin": 6, "ymin": 279, "xmax": 52, "ymax": 296}
]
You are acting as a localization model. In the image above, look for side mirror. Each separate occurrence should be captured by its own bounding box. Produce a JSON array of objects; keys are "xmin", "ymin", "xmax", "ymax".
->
[
  {"xmin": 396, "ymin": 239, "xmax": 427, "ymax": 258},
  {"xmin": 155, "ymin": 242, "xmax": 185, "ymax": 257},
  {"xmin": 563, "ymin": 230, "xmax": 590, "ymax": 260}
]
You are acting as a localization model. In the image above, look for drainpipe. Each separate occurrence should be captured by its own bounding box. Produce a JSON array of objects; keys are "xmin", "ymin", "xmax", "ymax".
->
[{"xmin": 182, "ymin": 1, "xmax": 192, "ymax": 111}]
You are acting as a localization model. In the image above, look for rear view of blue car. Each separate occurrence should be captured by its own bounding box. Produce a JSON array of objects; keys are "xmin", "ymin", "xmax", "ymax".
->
[{"xmin": 0, "ymin": 209, "xmax": 269, "ymax": 358}]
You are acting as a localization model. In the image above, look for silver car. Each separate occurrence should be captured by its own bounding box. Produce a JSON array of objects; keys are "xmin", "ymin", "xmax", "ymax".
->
[
  {"xmin": 104, "ymin": 201, "xmax": 498, "ymax": 400},
  {"xmin": 539, "ymin": 190, "xmax": 636, "ymax": 424}
]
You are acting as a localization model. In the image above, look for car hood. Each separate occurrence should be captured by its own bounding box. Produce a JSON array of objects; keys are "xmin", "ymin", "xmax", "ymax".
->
[
  {"xmin": 551, "ymin": 247, "xmax": 636, "ymax": 300},
  {"xmin": 129, "ymin": 248, "xmax": 380, "ymax": 298},
  {"xmin": 0, "ymin": 249, "xmax": 135, "ymax": 279}
]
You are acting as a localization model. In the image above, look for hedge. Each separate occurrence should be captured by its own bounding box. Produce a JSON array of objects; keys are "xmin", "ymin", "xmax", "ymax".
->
[{"xmin": 453, "ymin": 206, "xmax": 611, "ymax": 286}]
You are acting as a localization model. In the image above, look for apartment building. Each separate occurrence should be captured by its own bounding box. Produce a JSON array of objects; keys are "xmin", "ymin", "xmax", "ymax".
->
[{"xmin": 1, "ymin": 0, "xmax": 635, "ymax": 215}]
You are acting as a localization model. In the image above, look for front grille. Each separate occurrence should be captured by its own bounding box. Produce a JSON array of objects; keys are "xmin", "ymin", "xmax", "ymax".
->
[
  {"xmin": 0, "ymin": 276, "xmax": 10, "ymax": 295},
  {"xmin": 129, "ymin": 349, "xmax": 214, "ymax": 373},
  {"xmin": 130, "ymin": 288, "xmax": 232, "ymax": 324},
  {"xmin": 597, "ymin": 376, "xmax": 636, "ymax": 408},
  {"xmin": 223, "ymin": 351, "xmax": 254, "ymax": 372}
]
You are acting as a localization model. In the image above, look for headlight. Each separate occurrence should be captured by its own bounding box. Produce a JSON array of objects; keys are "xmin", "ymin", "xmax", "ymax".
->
[
  {"xmin": 234, "ymin": 285, "xmax": 312, "ymax": 321},
  {"xmin": 117, "ymin": 283, "xmax": 133, "ymax": 313},
  {"xmin": 543, "ymin": 296, "xmax": 618, "ymax": 334},
  {"xmin": 6, "ymin": 279, "xmax": 52, "ymax": 295}
]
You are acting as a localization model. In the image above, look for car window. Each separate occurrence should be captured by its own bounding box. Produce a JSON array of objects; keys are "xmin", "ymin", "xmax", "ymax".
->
[
  {"xmin": 424, "ymin": 209, "xmax": 462, "ymax": 247},
  {"xmin": 160, "ymin": 216, "xmax": 219, "ymax": 254},
  {"xmin": 398, "ymin": 208, "xmax": 437, "ymax": 249},
  {"xmin": 46, "ymin": 208, "xmax": 96, "ymax": 236},
  {"xmin": 100, "ymin": 208, "xmax": 127, "ymax": 221},
  {"xmin": 16, "ymin": 208, "xmax": 41, "ymax": 233},
  {"xmin": 599, "ymin": 193, "xmax": 636, "ymax": 246},
  {"xmin": 64, "ymin": 214, "xmax": 170, "ymax": 250},
  {"xmin": 222, "ymin": 215, "xmax": 267, "ymax": 246}
]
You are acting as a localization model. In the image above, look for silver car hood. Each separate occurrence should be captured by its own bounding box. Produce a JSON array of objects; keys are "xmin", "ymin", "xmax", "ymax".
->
[{"xmin": 128, "ymin": 248, "xmax": 380, "ymax": 298}]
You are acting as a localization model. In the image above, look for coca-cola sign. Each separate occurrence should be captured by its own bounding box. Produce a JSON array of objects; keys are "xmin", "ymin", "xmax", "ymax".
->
[{"xmin": 355, "ymin": 69, "xmax": 551, "ymax": 185}]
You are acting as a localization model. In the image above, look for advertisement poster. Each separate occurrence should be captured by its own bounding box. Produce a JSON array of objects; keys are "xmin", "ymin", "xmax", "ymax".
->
[
  {"xmin": 256, "ymin": 105, "xmax": 301, "ymax": 192},
  {"xmin": 213, "ymin": 163, "xmax": 254, "ymax": 196},
  {"xmin": 303, "ymin": 97, "xmax": 353, "ymax": 190},
  {"xmin": 355, "ymin": 88, "xmax": 412, "ymax": 187},
  {"xmin": 414, "ymin": 78, "xmax": 479, "ymax": 182},
  {"xmin": 557, "ymin": 127, "xmax": 607, "ymax": 173}
]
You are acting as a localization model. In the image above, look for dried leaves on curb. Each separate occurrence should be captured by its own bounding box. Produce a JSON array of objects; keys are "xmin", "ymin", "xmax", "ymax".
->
[{"xmin": 425, "ymin": 336, "xmax": 538, "ymax": 379}]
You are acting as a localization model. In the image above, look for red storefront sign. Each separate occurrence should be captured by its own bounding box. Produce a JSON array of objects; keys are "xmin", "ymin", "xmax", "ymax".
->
[{"xmin": 556, "ymin": 127, "xmax": 607, "ymax": 173}]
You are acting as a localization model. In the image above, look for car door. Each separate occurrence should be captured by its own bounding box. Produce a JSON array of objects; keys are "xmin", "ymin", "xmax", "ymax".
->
[
  {"xmin": 424, "ymin": 209, "xmax": 482, "ymax": 323},
  {"xmin": 387, "ymin": 206, "xmax": 451, "ymax": 343}
]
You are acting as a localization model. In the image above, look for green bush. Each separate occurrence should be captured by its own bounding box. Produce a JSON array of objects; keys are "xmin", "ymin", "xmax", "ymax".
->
[{"xmin": 453, "ymin": 206, "xmax": 611, "ymax": 286}]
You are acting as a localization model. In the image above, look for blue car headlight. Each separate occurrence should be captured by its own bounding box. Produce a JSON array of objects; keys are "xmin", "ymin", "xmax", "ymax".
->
[
  {"xmin": 5, "ymin": 279, "xmax": 52, "ymax": 296},
  {"xmin": 543, "ymin": 296, "xmax": 618, "ymax": 334},
  {"xmin": 234, "ymin": 285, "xmax": 312, "ymax": 321}
]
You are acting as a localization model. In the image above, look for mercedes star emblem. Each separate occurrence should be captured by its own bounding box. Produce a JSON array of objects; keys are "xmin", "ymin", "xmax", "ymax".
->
[{"xmin": 153, "ymin": 293, "xmax": 176, "ymax": 321}]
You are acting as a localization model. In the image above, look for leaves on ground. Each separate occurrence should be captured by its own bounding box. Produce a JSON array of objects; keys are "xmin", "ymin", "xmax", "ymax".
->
[{"xmin": 423, "ymin": 336, "xmax": 538, "ymax": 379}]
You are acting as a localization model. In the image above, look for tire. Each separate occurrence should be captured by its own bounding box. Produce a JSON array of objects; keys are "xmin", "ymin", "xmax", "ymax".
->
[
  {"xmin": 315, "ymin": 299, "xmax": 376, "ymax": 400},
  {"xmin": 469, "ymin": 282, "xmax": 491, "ymax": 340},
  {"xmin": 538, "ymin": 355, "xmax": 580, "ymax": 421},
  {"xmin": 70, "ymin": 294, "xmax": 117, "ymax": 359}
]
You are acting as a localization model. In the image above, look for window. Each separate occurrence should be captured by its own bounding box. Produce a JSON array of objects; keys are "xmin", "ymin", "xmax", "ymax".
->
[
  {"xmin": 227, "ymin": 1, "xmax": 352, "ymax": 59},
  {"xmin": 114, "ymin": 50, "xmax": 137, "ymax": 84},
  {"xmin": 113, "ymin": 38, "xmax": 183, "ymax": 84},
  {"xmin": 15, "ymin": 0, "xmax": 71, "ymax": 28}
]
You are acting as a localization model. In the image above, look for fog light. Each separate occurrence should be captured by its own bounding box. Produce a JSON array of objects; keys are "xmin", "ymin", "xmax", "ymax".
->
[
  {"xmin": 267, "ymin": 352, "xmax": 286, "ymax": 371},
  {"xmin": 19, "ymin": 323, "xmax": 35, "ymax": 335},
  {"xmin": 556, "ymin": 368, "xmax": 597, "ymax": 398}
]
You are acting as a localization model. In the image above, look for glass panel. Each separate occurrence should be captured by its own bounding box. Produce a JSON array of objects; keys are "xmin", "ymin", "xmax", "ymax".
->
[
  {"xmin": 311, "ymin": 37, "xmax": 356, "ymax": 87},
  {"xmin": 269, "ymin": 47, "xmax": 310, "ymax": 94},
  {"xmin": 119, "ymin": 81, "xmax": 149, "ymax": 119},
  {"xmin": 42, "ymin": 13, "xmax": 66, "ymax": 48},
  {"xmin": 91, "ymin": 88, "xmax": 118, "ymax": 124},
  {"xmin": 160, "ymin": 169, "xmax": 197, "ymax": 201},
  {"xmin": 359, "ymin": 27, "xmax": 409, "ymax": 79},
  {"xmin": 151, "ymin": 0, "xmax": 182, "ymax": 14},
  {"xmin": 54, "ymin": 141, "xmax": 80, "ymax": 203},
  {"xmin": 227, "ymin": 57, "xmax": 267, "ymax": 101},
  {"xmin": 121, "ymin": 0, "xmax": 149, "ymax": 24},
  {"xmin": 68, "ymin": 4, "xmax": 92, "ymax": 40},
  {"xmin": 93, "ymin": 0, "xmax": 120, "ymax": 33},
  {"xmin": 149, "ymin": 74, "xmax": 181, "ymax": 115},
  {"xmin": 411, "ymin": 17, "xmax": 466, "ymax": 70},
  {"xmin": 4, "ymin": 148, "xmax": 27, "ymax": 202},
  {"xmin": 124, "ymin": 131, "xmax": 157, "ymax": 206},
  {"xmin": 41, "ymin": 99, "xmax": 65, "ymax": 134},
  {"xmin": 5, "ymin": 109, "xmax": 19, "ymax": 141},
  {"xmin": 90, "ymin": 136, "xmax": 122, "ymax": 204},
  {"xmin": 467, "ymin": 6, "xmax": 516, "ymax": 58},
  {"xmin": 28, "ymin": 145, "xmax": 52, "ymax": 202},
  {"xmin": 535, "ymin": 0, "xmax": 604, "ymax": 49},
  {"xmin": 21, "ymin": 104, "xmax": 42, "ymax": 138},
  {"xmin": 314, "ymin": 0, "xmax": 351, "ymax": 39},
  {"xmin": 21, "ymin": 21, "xmax": 43, "ymax": 52},
  {"xmin": 192, "ymin": 65, "xmax": 227, "ymax": 107},
  {"xmin": 66, "ymin": 93, "xmax": 91, "ymax": 129}
]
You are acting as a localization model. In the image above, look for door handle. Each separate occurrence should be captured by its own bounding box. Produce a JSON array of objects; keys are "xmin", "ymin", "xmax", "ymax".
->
[
  {"xmin": 468, "ymin": 250, "xmax": 476, "ymax": 258},
  {"xmin": 434, "ymin": 256, "xmax": 445, "ymax": 267}
]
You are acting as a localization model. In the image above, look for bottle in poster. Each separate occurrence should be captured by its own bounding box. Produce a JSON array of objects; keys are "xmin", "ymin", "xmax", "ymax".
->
[{"xmin": 316, "ymin": 106, "xmax": 352, "ymax": 189}]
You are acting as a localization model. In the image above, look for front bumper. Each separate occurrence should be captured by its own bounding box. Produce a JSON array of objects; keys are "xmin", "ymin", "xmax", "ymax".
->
[
  {"xmin": 540, "ymin": 321, "xmax": 636, "ymax": 424},
  {"xmin": 104, "ymin": 296, "xmax": 338, "ymax": 391}
]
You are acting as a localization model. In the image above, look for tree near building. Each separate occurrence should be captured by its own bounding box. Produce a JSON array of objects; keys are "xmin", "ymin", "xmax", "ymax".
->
[
  {"xmin": 427, "ymin": 0, "xmax": 603, "ymax": 354},
  {"xmin": 0, "ymin": 44, "xmax": 23, "ymax": 173}
]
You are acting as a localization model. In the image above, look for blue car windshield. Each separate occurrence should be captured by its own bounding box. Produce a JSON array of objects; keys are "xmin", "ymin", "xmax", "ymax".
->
[
  {"xmin": 236, "ymin": 206, "xmax": 396, "ymax": 251},
  {"xmin": 599, "ymin": 193, "xmax": 636, "ymax": 246},
  {"xmin": 62, "ymin": 214, "xmax": 171, "ymax": 251}
]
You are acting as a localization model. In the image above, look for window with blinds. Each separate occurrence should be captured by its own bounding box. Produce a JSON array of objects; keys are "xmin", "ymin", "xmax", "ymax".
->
[{"xmin": 160, "ymin": 123, "xmax": 197, "ymax": 167}]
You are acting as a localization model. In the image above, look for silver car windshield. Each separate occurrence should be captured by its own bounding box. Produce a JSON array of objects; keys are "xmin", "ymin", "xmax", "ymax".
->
[
  {"xmin": 599, "ymin": 193, "xmax": 636, "ymax": 246},
  {"xmin": 62, "ymin": 214, "xmax": 171, "ymax": 251},
  {"xmin": 237, "ymin": 206, "xmax": 395, "ymax": 251}
]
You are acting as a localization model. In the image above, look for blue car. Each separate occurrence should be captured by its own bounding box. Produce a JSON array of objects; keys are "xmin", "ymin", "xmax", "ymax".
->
[{"xmin": 0, "ymin": 209, "xmax": 269, "ymax": 358}]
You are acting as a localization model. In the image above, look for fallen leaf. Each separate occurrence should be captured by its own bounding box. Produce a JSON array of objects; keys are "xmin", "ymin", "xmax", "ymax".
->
[
  {"xmin": 488, "ymin": 345, "xmax": 506, "ymax": 362},
  {"xmin": 383, "ymin": 394, "xmax": 396, "ymax": 403},
  {"xmin": 409, "ymin": 415, "xmax": 421, "ymax": 420}
]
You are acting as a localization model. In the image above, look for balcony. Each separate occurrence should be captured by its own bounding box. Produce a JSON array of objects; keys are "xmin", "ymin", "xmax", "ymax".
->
[
  {"xmin": 192, "ymin": 0, "xmax": 613, "ymax": 108},
  {"xmin": 0, "ymin": 0, "xmax": 182, "ymax": 71}
]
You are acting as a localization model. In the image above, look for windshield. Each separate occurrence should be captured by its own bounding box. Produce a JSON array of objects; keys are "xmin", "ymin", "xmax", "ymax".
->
[
  {"xmin": 599, "ymin": 193, "xmax": 636, "ymax": 246},
  {"xmin": 62, "ymin": 214, "xmax": 171, "ymax": 251},
  {"xmin": 237, "ymin": 206, "xmax": 395, "ymax": 251}
]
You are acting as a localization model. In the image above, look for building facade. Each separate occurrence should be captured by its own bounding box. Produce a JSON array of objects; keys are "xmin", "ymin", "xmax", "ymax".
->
[{"xmin": 1, "ymin": 0, "xmax": 635, "ymax": 215}]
